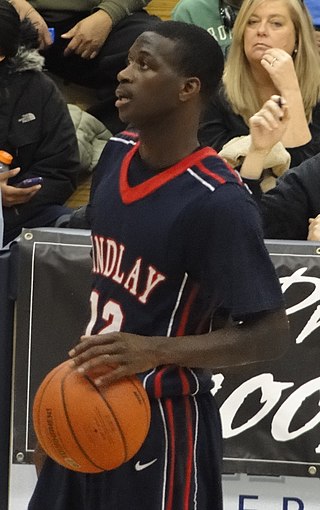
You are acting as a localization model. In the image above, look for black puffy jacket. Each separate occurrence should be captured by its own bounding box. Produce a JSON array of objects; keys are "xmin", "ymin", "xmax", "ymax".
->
[{"xmin": 1, "ymin": 21, "xmax": 80, "ymax": 244}]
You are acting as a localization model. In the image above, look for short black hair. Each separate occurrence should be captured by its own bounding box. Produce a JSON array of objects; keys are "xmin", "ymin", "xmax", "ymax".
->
[
  {"xmin": 0, "ymin": 0, "xmax": 20, "ymax": 58},
  {"xmin": 148, "ymin": 20, "xmax": 224, "ymax": 103}
]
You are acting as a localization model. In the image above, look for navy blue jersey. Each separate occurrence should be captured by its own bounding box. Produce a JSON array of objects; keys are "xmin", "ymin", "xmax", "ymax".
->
[
  {"xmin": 28, "ymin": 133, "xmax": 285, "ymax": 510},
  {"xmin": 86, "ymin": 132, "xmax": 284, "ymax": 398}
]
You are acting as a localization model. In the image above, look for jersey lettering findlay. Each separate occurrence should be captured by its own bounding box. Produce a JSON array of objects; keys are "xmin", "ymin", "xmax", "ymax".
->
[{"xmin": 92, "ymin": 235, "xmax": 166, "ymax": 305}]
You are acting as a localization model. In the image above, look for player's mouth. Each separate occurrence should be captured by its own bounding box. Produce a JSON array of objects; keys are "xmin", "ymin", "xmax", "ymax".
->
[{"xmin": 115, "ymin": 88, "xmax": 132, "ymax": 108}]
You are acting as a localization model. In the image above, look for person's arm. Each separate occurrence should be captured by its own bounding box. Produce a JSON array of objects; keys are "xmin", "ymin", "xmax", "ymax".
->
[
  {"xmin": 240, "ymin": 95, "xmax": 289, "ymax": 182},
  {"xmin": 69, "ymin": 308, "xmax": 289, "ymax": 386},
  {"xmin": 261, "ymin": 48, "xmax": 311, "ymax": 148},
  {"xmin": 61, "ymin": 0, "xmax": 151, "ymax": 59},
  {"xmin": 9, "ymin": 0, "xmax": 52, "ymax": 48},
  {"xmin": 97, "ymin": 0, "xmax": 151, "ymax": 27}
]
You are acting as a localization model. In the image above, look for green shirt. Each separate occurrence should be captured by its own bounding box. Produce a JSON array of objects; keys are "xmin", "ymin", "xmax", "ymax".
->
[
  {"xmin": 172, "ymin": 0, "xmax": 232, "ymax": 57},
  {"xmin": 29, "ymin": 0, "xmax": 150, "ymax": 26}
]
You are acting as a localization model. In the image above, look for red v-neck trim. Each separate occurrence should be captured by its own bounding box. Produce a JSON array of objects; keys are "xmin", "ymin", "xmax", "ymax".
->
[{"xmin": 120, "ymin": 142, "xmax": 217, "ymax": 204}]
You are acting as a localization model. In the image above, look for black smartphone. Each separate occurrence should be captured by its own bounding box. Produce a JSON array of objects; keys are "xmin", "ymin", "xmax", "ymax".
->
[{"xmin": 16, "ymin": 177, "xmax": 43, "ymax": 188}]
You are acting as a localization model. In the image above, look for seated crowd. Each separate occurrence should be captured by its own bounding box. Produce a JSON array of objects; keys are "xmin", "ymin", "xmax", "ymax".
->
[{"xmin": 0, "ymin": 0, "xmax": 320, "ymax": 247}]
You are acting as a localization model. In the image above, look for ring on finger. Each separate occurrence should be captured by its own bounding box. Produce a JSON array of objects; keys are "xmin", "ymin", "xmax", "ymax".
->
[{"xmin": 270, "ymin": 57, "xmax": 277, "ymax": 67}]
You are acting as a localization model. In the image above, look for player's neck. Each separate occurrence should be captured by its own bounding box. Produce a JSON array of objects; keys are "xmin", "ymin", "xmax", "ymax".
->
[
  {"xmin": 138, "ymin": 116, "xmax": 200, "ymax": 172},
  {"xmin": 138, "ymin": 136, "xmax": 200, "ymax": 172}
]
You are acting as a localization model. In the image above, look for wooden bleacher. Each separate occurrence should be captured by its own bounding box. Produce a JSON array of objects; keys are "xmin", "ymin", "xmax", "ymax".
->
[{"xmin": 146, "ymin": 0, "xmax": 178, "ymax": 20}]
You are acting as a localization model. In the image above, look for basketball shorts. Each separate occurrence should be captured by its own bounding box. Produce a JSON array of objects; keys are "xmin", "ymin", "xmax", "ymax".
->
[{"xmin": 28, "ymin": 392, "xmax": 223, "ymax": 510}]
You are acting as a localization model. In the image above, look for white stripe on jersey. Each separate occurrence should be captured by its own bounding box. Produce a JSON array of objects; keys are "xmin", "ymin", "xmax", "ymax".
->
[
  {"xmin": 166, "ymin": 272, "xmax": 188, "ymax": 336},
  {"xmin": 158, "ymin": 399, "xmax": 169, "ymax": 510},
  {"xmin": 192, "ymin": 396, "xmax": 200, "ymax": 510},
  {"xmin": 187, "ymin": 168, "xmax": 216, "ymax": 192},
  {"xmin": 142, "ymin": 368, "xmax": 156, "ymax": 390},
  {"xmin": 110, "ymin": 136, "xmax": 137, "ymax": 145},
  {"xmin": 189, "ymin": 368, "xmax": 200, "ymax": 396}
]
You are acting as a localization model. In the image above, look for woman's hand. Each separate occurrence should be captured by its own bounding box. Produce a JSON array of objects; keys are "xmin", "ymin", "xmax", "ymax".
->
[
  {"xmin": 240, "ymin": 95, "xmax": 289, "ymax": 181},
  {"xmin": 249, "ymin": 95, "xmax": 289, "ymax": 152},
  {"xmin": 260, "ymin": 48, "xmax": 299, "ymax": 94},
  {"xmin": 260, "ymin": 48, "xmax": 311, "ymax": 148}
]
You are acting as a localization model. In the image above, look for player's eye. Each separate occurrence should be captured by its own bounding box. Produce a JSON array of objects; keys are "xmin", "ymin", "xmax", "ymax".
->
[{"xmin": 138, "ymin": 59, "xmax": 149, "ymax": 71}]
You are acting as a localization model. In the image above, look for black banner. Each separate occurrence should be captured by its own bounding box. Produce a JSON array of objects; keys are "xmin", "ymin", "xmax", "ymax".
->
[{"xmin": 11, "ymin": 230, "xmax": 320, "ymax": 478}]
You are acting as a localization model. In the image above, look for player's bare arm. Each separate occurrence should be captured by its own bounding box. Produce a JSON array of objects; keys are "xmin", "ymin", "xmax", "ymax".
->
[{"xmin": 69, "ymin": 307, "xmax": 290, "ymax": 386}]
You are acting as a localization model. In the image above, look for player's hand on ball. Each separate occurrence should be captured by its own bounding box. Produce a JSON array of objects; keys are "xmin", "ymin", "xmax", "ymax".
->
[{"xmin": 69, "ymin": 332, "xmax": 158, "ymax": 385}]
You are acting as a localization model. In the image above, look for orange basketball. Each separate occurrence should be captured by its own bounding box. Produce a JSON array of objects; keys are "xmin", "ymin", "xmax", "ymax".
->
[{"xmin": 32, "ymin": 360, "xmax": 151, "ymax": 473}]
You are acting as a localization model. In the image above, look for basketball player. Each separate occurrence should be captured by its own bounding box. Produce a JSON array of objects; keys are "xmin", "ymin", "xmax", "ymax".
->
[{"xmin": 28, "ymin": 21, "xmax": 290, "ymax": 510}]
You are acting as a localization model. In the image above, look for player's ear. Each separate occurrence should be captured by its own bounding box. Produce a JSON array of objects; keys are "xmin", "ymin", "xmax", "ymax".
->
[{"xmin": 179, "ymin": 77, "xmax": 201, "ymax": 102}]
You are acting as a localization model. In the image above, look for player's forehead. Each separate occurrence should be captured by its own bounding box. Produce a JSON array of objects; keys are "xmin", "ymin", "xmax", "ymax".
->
[{"xmin": 128, "ymin": 32, "xmax": 178, "ymax": 65}]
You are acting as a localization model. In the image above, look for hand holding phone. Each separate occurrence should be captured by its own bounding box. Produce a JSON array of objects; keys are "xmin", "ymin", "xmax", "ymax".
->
[{"xmin": 16, "ymin": 177, "xmax": 43, "ymax": 188}]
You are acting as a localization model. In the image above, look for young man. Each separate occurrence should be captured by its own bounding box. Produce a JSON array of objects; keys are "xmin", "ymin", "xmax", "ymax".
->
[{"xmin": 28, "ymin": 21, "xmax": 289, "ymax": 510}]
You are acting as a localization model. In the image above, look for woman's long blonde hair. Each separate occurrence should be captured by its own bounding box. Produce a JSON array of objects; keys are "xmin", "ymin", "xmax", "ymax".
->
[{"xmin": 223, "ymin": 0, "xmax": 320, "ymax": 123}]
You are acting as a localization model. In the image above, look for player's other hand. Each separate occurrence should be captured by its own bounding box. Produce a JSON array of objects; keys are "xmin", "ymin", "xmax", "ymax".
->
[
  {"xmin": 69, "ymin": 332, "xmax": 158, "ymax": 385},
  {"xmin": 61, "ymin": 10, "xmax": 112, "ymax": 59}
]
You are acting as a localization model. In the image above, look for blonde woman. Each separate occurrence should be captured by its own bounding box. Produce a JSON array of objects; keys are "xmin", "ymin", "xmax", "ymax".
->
[{"xmin": 199, "ymin": 0, "xmax": 320, "ymax": 168}]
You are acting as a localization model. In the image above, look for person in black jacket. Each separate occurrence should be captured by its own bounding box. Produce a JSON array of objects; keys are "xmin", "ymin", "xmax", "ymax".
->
[
  {"xmin": 238, "ymin": 93, "xmax": 320, "ymax": 241},
  {"xmin": 252, "ymin": 155, "xmax": 320, "ymax": 240},
  {"xmin": 0, "ymin": 0, "xmax": 80, "ymax": 247}
]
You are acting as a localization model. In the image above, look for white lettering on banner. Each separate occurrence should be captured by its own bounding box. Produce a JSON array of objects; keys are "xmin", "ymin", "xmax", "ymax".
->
[
  {"xmin": 218, "ymin": 374, "xmax": 320, "ymax": 452},
  {"xmin": 280, "ymin": 268, "xmax": 320, "ymax": 343},
  {"xmin": 219, "ymin": 374, "xmax": 294, "ymax": 438},
  {"xmin": 211, "ymin": 373, "xmax": 225, "ymax": 397},
  {"xmin": 271, "ymin": 377, "xmax": 320, "ymax": 442}
]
